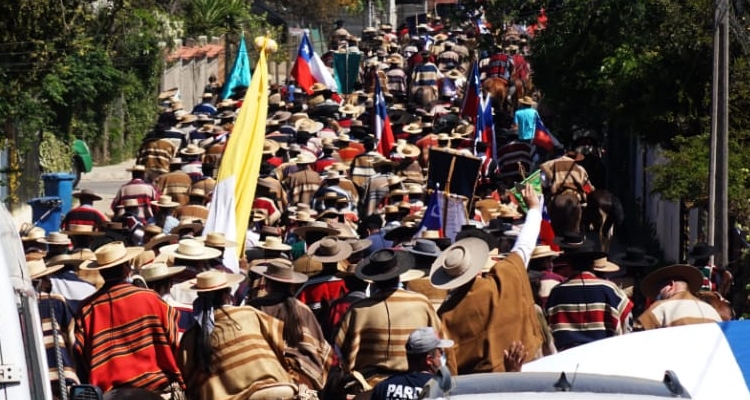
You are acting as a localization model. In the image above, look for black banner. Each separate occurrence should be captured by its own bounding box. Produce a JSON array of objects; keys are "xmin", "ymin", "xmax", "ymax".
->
[{"xmin": 427, "ymin": 148, "xmax": 481, "ymax": 199}]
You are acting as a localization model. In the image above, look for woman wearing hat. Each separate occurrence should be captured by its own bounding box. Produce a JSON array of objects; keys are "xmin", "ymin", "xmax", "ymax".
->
[
  {"xmin": 74, "ymin": 241, "xmax": 186, "ymax": 397},
  {"xmin": 635, "ymin": 264, "xmax": 722, "ymax": 330},
  {"xmin": 27, "ymin": 259, "xmax": 80, "ymax": 396},
  {"xmin": 151, "ymin": 195, "xmax": 181, "ymax": 234},
  {"xmin": 248, "ymin": 260, "xmax": 333, "ymax": 390},
  {"xmin": 178, "ymin": 270, "xmax": 298, "ymax": 400}
]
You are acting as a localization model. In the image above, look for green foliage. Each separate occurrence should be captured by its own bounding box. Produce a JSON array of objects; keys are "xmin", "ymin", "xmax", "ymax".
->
[{"xmin": 39, "ymin": 131, "xmax": 73, "ymax": 172}]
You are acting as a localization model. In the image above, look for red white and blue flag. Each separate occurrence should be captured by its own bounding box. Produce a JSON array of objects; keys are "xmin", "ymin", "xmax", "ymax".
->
[
  {"xmin": 476, "ymin": 93, "xmax": 495, "ymax": 159},
  {"xmin": 460, "ymin": 61, "xmax": 481, "ymax": 124},
  {"xmin": 290, "ymin": 32, "xmax": 339, "ymax": 96},
  {"xmin": 373, "ymin": 78, "xmax": 395, "ymax": 156},
  {"xmin": 533, "ymin": 116, "xmax": 562, "ymax": 152},
  {"xmin": 417, "ymin": 189, "xmax": 444, "ymax": 237}
]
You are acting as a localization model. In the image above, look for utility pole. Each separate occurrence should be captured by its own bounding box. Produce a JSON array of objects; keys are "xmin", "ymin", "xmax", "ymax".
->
[{"xmin": 708, "ymin": 0, "xmax": 729, "ymax": 266}]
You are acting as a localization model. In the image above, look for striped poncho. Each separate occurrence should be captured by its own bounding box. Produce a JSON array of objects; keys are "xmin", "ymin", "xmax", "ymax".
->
[
  {"xmin": 74, "ymin": 282, "xmax": 183, "ymax": 392},
  {"xmin": 334, "ymin": 288, "xmax": 446, "ymax": 384},
  {"xmin": 178, "ymin": 306, "xmax": 294, "ymax": 400}
]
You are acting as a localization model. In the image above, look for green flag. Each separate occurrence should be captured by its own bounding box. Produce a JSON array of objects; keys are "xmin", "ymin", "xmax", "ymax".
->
[{"xmin": 508, "ymin": 169, "xmax": 543, "ymax": 212}]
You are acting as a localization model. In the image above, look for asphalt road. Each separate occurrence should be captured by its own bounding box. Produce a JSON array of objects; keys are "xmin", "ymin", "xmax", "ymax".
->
[{"xmin": 76, "ymin": 158, "xmax": 135, "ymax": 217}]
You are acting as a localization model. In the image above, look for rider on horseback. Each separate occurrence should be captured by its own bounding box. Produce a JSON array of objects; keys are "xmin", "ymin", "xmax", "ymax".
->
[
  {"xmin": 539, "ymin": 150, "xmax": 595, "ymax": 204},
  {"xmin": 480, "ymin": 44, "xmax": 514, "ymax": 84}
]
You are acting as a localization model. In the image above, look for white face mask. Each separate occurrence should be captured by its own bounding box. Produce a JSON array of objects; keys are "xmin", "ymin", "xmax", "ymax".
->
[{"xmin": 440, "ymin": 352, "xmax": 447, "ymax": 367}]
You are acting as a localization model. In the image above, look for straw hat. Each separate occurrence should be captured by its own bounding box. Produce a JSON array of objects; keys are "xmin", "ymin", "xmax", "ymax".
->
[
  {"xmin": 292, "ymin": 221, "xmax": 340, "ymax": 238},
  {"xmin": 259, "ymin": 236, "xmax": 292, "ymax": 252},
  {"xmin": 188, "ymin": 270, "xmax": 245, "ymax": 292},
  {"xmin": 445, "ymin": 69, "xmax": 463, "ymax": 80},
  {"xmin": 172, "ymin": 220, "xmax": 204, "ymax": 236},
  {"xmin": 294, "ymin": 118, "xmax": 324, "ymax": 134},
  {"xmin": 144, "ymin": 224, "xmax": 163, "ymax": 236},
  {"xmin": 592, "ymin": 257, "xmax": 620, "ymax": 274},
  {"xmin": 199, "ymin": 232, "xmax": 237, "ymax": 248},
  {"xmin": 294, "ymin": 152, "xmax": 317, "ymax": 165},
  {"xmin": 310, "ymin": 82, "xmax": 328, "ymax": 93},
  {"xmin": 140, "ymin": 262, "xmax": 186, "ymax": 282},
  {"xmin": 400, "ymin": 268, "xmax": 427, "ymax": 282},
  {"xmin": 144, "ymin": 233, "xmax": 179, "ymax": 250},
  {"xmin": 356, "ymin": 249, "xmax": 413, "ymax": 282},
  {"xmin": 263, "ymin": 140, "xmax": 281, "ymax": 155},
  {"xmin": 396, "ymin": 143, "xmax": 420, "ymax": 158},
  {"xmin": 21, "ymin": 226, "xmax": 46, "ymax": 242},
  {"xmin": 307, "ymin": 236, "xmax": 353, "ymax": 262},
  {"xmin": 180, "ymin": 144, "xmax": 206, "ymax": 156},
  {"xmin": 38, "ymin": 232, "xmax": 72, "ymax": 245},
  {"xmin": 531, "ymin": 245, "xmax": 561, "ymax": 260},
  {"xmin": 80, "ymin": 241, "xmax": 144, "ymax": 271},
  {"xmin": 115, "ymin": 198, "xmax": 141, "ymax": 209},
  {"xmin": 46, "ymin": 253, "xmax": 91, "ymax": 269},
  {"xmin": 250, "ymin": 260, "xmax": 309, "ymax": 284},
  {"xmin": 641, "ymin": 264, "xmax": 703, "ymax": 300},
  {"xmin": 62, "ymin": 224, "xmax": 104, "ymax": 236},
  {"xmin": 290, "ymin": 211, "xmax": 315, "ymax": 223},
  {"xmin": 430, "ymin": 237, "xmax": 489, "ymax": 290},
  {"xmin": 519, "ymin": 96, "xmax": 535, "ymax": 106},
  {"xmin": 28, "ymin": 259, "xmax": 64, "ymax": 280},
  {"xmin": 347, "ymin": 238, "xmax": 372, "ymax": 254},
  {"xmin": 72, "ymin": 189, "xmax": 103, "ymax": 201},
  {"xmin": 155, "ymin": 195, "xmax": 180, "ymax": 208},
  {"xmin": 403, "ymin": 123, "xmax": 423, "ymax": 135},
  {"xmin": 126, "ymin": 165, "xmax": 146, "ymax": 172},
  {"xmin": 159, "ymin": 239, "xmax": 222, "ymax": 260},
  {"xmin": 338, "ymin": 103, "xmax": 362, "ymax": 116}
]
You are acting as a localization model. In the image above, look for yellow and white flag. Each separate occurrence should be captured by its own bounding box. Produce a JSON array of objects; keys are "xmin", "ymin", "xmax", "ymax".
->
[{"xmin": 205, "ymin": 41, "xmax": 270, "ymax": 270}]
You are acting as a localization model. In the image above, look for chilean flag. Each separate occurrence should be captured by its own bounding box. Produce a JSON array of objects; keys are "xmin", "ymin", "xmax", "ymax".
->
[
  {"xmin": 476, "ymin": 93, "xmax": 495, "ymax": 159},
  {"xmin": 416, "ymin": 189, "xmax": 444, "ymax": 238},
  {"xmin": 290, "ymin": 32, "xmax": 339, "ymax": 96},
  {"xmin": 460, "ymin": 61, "xmax": 481, "ymax": 124},
  {"xmin": 373, "ymin": 78, "xmax": 395, "ymax": 156},
  {"xmin": 533, "ymin": 116, "xmax": 562, "ymax": 153}
]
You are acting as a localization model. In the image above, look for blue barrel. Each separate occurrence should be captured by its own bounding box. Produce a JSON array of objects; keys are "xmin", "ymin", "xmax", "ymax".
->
[
  {"xmin": 27, "ymin": 196, "xmax": 63, "ymax": 234},
  {"xmin": 41, "ymin": 173, "xmax": 76, "ymax": 216}
]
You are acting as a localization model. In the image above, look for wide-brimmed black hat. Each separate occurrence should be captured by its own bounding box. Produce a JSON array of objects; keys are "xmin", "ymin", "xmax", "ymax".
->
[
  {"xmin": 553, "ymin": 231, "xmax": 594, "ymax": 252},
  {"xmin": 557, "ymin": 251, "xmax": 608, "ymax": 270},
  {"xmin": 611, "ymin": 247, "xmax": 658, "ymax": 268},
  {"xmin": 383, "ymin": 225, "xmax": 419, "ymax": 241},
  {"xmin": 688, "ymin": 243, "xmax": 718, "ymax": 259},
  {"xmin": 355, "ymin": 249, "xmax": 413, "ymax": 282}
]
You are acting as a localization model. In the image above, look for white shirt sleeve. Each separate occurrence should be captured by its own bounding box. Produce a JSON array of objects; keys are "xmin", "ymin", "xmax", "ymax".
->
[{"xmin": 511, "ymin": 204, "xmax": 543, "ymax": 268}]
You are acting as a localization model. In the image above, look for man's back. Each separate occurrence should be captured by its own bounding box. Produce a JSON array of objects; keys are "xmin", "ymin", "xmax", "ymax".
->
[
  {"xmin": 546, "ymin": 271, "xmax": 633, "ymax": 350},
  {"xmin": 371, "ymin": 371, "xmax": 432, "ymax": 400},
  {"xmin": 74, "ymin": 282, "xmax": 182, "ymax": 392},
  {"xmin": 637, "ymin": 290, "xmax": 722, "ymax": 330},
  {"xmin": 335, "ymin": 289, "xmax": 441, "ymax": 382}
]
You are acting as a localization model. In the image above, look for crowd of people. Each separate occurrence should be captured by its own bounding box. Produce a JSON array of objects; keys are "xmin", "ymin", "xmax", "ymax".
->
[{"xmin": 20, "ymin": 14, "xmax": 734, "ymax": 400}]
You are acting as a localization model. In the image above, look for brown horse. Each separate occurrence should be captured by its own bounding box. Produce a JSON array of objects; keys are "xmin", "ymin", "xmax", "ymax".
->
[
  {"xmin": 482, "ymin": 77, "xmax": 510, "ymax": 113},
  {"xmin": 547, "ymin": 191, "xmax": 583, "ymax": 237},
  {"xmin": 410, "ymin": 86, "xmax": 438, "ymax": 109},
  {"xmin": 582, "ymin": 189, "xmax": 625, "ymax": 253},
  {"xmin": 696, "ymin": 291, "xmax": 734, "ymax": 321}
]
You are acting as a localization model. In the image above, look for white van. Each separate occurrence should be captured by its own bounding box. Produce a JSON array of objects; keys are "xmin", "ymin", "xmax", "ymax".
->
[{"xmin": 0, "ymin": 202, "xmax": 52, "ymax": 399}]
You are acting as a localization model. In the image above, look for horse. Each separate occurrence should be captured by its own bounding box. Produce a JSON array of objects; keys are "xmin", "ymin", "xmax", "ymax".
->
[
  {"xmin": 482, "ymin": 77, "xmax": 510, "ymax": 113},
  {"xmin": 696, "ymin": 291, "xmax": 734, "ymax": 321},
  {"xmin": 582, "ymin": 189, "xmax": 625, "ymax": 253},
  {"xmin": 547, "ymin": 191, "xmax": 583, "ymax": 237}
]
